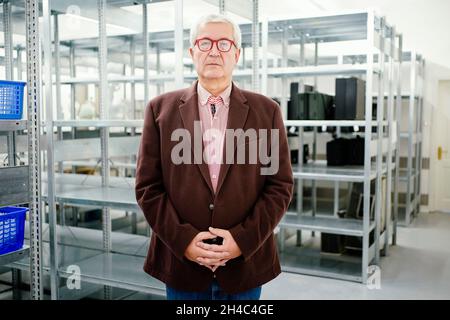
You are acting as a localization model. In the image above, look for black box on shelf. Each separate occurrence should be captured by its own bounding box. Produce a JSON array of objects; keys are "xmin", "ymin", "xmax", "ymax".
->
[
  {"xmin": 346, "ymin": 180, "xmax": 376, "ymax": 220},
  {"xmin": 335, "ymin": 77, "xmax": 366, "ymax": 120},
  {"xmin": 344, "ymin": 230, "xmax": 375, "ymax": 255},
  {"xmin": 288, "ymin": 82, "xmax": 335, "ymax": 122},
  {"xmin": 326, "ymin": 136, "xmax": 365, "ymax": 166},
  {"xmin": 290, "ymin": 144, "xmax": 309, "ymax": 164},
  {"xmin": 288, "ymin": 82, "xmax": 302, "ymax": 120},
  {"xmin": 301, "ymin": 92, "xmax": 335, "ymax": 120},
  {"xmin": 348, "ymin": 135, "xmax": 365, "ymax": 165},
  {"xmin": 321, "ymin": 233, "xmax": 346, "ymax": 255},
  {"xmin": 326, "ymin": 138, "xmax": 348, "ymax": 166}
]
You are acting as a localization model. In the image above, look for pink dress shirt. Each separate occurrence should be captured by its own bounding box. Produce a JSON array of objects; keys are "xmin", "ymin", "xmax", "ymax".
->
[{"xmin": 197, "ymin": 82, "xmax": 232, "ymax": 193}]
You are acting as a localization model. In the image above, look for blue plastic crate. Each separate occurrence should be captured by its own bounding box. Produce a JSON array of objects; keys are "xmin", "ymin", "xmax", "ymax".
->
[
  {"xmin": 0, "ymin": 80, "xmax": 26, "ymax": 120},
  {"xmin": 0, "ymin": 206, "xmax": 27, "ymax": 255}
]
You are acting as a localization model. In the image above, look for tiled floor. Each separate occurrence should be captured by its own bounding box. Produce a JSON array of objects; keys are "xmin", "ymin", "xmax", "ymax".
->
[
  {"xmin": 1, "ymin": 211, "xmax": 449, "ymax": 300},
  {"xmin": 263, "ymin": 211, "xmax": 450, "ymax": 299}
]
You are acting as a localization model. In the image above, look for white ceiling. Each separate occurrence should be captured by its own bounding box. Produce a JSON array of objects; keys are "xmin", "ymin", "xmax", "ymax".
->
[
  {"xmin": 261, "ymin": 0, "xmax": 450, "ymax": 69},
  {"xmin": 0, "ymin": 0, "xmax": 449, "ymax": 70}
]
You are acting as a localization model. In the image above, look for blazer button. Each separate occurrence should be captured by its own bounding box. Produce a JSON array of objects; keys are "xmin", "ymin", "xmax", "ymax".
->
[
  {"xmin": 213, "ymin": 274, "xmax": 216, "ymax": 278},
  {"xmin": 209, "ymin": 203, "xmax": 214, "ymax": 210}
]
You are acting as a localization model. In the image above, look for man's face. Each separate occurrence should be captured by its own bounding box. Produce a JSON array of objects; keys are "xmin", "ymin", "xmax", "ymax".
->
[{"xmin": 189, "ymin": 22, "xmax": 240, "ymax": 81}]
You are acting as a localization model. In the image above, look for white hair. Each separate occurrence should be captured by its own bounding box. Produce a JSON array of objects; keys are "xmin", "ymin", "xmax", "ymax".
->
[{"xmin": 189, "ymin": 14, "xmax": 242, "ymax": 49}]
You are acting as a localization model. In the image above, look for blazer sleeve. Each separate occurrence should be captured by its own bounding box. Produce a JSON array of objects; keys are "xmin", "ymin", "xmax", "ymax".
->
[
  {"xmin": 229, "ymin": 104, "xmax": 294, "ymax": 262},
  {"xmin": 135, "ymin": 102, "xmax": 199, "ymax": 262}
]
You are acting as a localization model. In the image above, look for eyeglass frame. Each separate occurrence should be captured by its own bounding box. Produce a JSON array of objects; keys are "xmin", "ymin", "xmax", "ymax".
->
[{"xmin": 194, "ymin": 37, "xmax": 238, "ymax": 52}]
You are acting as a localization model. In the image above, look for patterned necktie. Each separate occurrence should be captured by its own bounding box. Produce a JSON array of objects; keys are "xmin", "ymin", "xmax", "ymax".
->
[{"xmin": 207, "ymin": 95, "xmax": 223, "ymax": 117}]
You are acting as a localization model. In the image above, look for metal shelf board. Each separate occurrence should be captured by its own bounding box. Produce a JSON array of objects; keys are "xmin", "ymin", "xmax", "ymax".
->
[
  {"xmin": 398, "ymin": 170, "xmax": 418, "ymax": 182},
  {"xmin": 42, "ymin": 173, "xmax": 135, "ymax": 189},
  {"xmin": 400, "ymin": 132, "xmax": 421, "ymax": 144},
  {"xmin": 43, "ymin": 185, "xmax": 139, "ymax": 212},
  {"xmin": 56, "ymin": 70, "xmax": 250, "ymax": 85},
  {"xmin": 53, "ymin": 120, "xmax": 144, "ymax": 127},
  {"xmin": 7, "ymin": 241, "xmax": 105, "ymax": 273},
  {"xmin": 279, "ymin": 213, "xmax": 375, "ymax": 237},
  {"xmin": 55, "ymin": 64, "xmax": 373, "ymax": 84},
  {"xmin": 292, "ymin": 162, "xmax": 377, "ymax": 182},
  {"xmin": 0, "ymin": 120, "xmax": 27, "ymax": 131},
  {"xmin": 0, "ymin": 166, "xmax": 29, "ymax": 206},
  {"xmin": 0, "ymin": 245, "xmax": 29, "ymax": 266},
  {"xmin": 279, "ymin": 245, "xmax": 362, "ymax": 282},
  {"xmin": 285, "ymin": 120, "xmax": 365, "ymax": 127},
  {"xmin": 284, "ymin": 120, "xmax": 388, "ymax": 127},
  {"xmin": 267, "ymin": 64, "xmax": 377, "ymax": 77},
  {"xmin": 64, "ymin": 160, "xmax": 136, "ymax": 170},
  {"xmin": 268, "ymin": 11, "xmax": 371, "ymax": 43},
  {"xmin": 26, "ymin": 223, "xmax": 149, "ymax": 257},
  {"xmin": 58, "ymin": 252, "xmax": 165, "ymax": 295},
  {"xmin": 371, "ymin": 92, "xmax": 419, "ymax": 100}
]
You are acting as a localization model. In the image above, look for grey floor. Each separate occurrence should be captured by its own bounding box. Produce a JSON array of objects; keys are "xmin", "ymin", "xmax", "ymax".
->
[
  {"xmin": 263, "ymin": 211, "xmax": 450, "ymax": 299},
  {"xmin": 0, "ymin": 211, "xmax": 449, "ymax": 300}
]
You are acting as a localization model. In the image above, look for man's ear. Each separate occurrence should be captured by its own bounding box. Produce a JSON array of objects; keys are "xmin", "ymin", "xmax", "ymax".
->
[
  {"xmin": 189, "ymin": 47, "xmax": 194, "ymax": 59},
  {"xmin": 235, "ymin": 48, "xmax": 241, "ymax": 64}
]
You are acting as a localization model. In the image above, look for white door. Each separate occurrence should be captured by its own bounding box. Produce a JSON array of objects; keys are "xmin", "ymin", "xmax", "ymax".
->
[{"xmin": 433, "ymin": 80, "xmax": 450, "ymax": 212}]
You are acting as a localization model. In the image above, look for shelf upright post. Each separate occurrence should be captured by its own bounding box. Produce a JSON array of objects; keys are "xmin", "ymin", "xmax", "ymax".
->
[
  {"xmin": 280, "ymin": 27, "xmax": 288, "ymax": 119},
  {"xmin": 142, "ymin": 2, "xmax": 152, "ymax": 237},
  {"xmin": 143, "ymin": 1, "xmax": 149, "ymax": 102},
  {"xmin": 406, "ymin": 51, "xmax": 417, "ymax": 224},
  {"xmin": 295, "ymin": 32, "xmax": 306, "ymax": 247},
  {"xmin": 43, "ymin": 0, "xmax": 59, "ymax": 300},
  {"xmin": 414, "ymin": 56, "xmax": 423, "ymax": 216},
  {"xmin": 3, "ymin": 0, "xmax": 16, "ymax": 167},
  {"xmin": 174, "ymin": 0, "xmax": 184, "ymax": 89},
  {"xmin": 362, "ymin": 10, "xmax": 375, "ymax": 284},
  {"xmin": 261, "ymin": 18, "xmax": 268, "ymax": 96},
  {"xmin": 98, "ymin": 0, "xmax": 112, "ymax": 299},
  {"xmin": 393, "ymin": 34, "xmax": 403, "ymax": 244},
  {"xmin": 311, "ymin": 39, "xmax": 319, "ymax": 237},
  {"xmin": 384, "ymin": 25, "xmax": 396, "ymax": 255},
  {"xmin": 3, "ymin": 0, "xmax": 22, "ymax": 299},
  {"xmin": 25, "ymin": 0, "xmax": 43, "ymax": 300},
  {"xmin": 416, "ymin": 58, "xmax": 425, "ymax": 215},
  {"xmin": 17, "ymin": 47, "xmax": 23, "ymax": 80},
  {"xmin": 219, "ymin": 0, "xmax": 225, "ymax": 14},
  {"xmin": 373, "ymin": 17, "xmax": 386, "ymax": 264},
  {"xmin": 69, "ymin": 43, "xmax": 76, "ymax": 139},
  {"xmin": 251, "ymin": 0, "xmax": 259, "ymax": 93},
  {"xmin": 130, "ymin": 38, "xmax": 136, "ymax": 136},
  {"xmin": 54, "ymin": 13, "xmax": 63, "ymax": 174},
  {"xmin": 156, "ymin": 43, "xmax": 162, "ymax": 95},
  {"xmin": 3, "ymin": 0, "xmax": 13, "ymax": 81}
]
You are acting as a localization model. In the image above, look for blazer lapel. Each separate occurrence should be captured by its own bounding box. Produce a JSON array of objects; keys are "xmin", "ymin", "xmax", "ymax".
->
[
  {"xmin": 178, "ymin": 81, "xmax": 215, "ymax": 194},
  {"xmin": 215, "ymin": 83, "xmax": 249, "ymax": 195}
]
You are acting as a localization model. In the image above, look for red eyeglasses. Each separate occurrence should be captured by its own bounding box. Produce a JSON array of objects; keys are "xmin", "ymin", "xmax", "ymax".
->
[{"xmin": 194, "ymin": 37, "xmax": 237, "ymax": 52}]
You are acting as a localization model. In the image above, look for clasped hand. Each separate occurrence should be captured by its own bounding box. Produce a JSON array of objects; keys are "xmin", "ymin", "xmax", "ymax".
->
[{"xmin": 184, "ymin": 227, "xmax": 242, "ymax": 272}]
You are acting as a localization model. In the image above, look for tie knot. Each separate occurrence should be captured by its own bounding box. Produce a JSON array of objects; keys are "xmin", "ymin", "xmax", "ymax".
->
[{"xmin": 207, "ymin": 95, "xmax": 223, "ymax": 106}]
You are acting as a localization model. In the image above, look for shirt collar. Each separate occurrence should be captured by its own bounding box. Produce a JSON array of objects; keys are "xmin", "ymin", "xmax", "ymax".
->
[{"xmin": 197, "ymin": 81, "xmax": 232, "ymax": 108}]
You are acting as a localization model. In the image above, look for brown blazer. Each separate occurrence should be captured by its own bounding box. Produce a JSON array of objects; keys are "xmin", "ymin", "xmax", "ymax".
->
[{"xmin": 135, "ymin": 81, "xmax": 294, "ymax": 294}]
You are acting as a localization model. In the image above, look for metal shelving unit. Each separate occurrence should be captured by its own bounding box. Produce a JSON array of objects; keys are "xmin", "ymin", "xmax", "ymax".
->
[
  {"xmin": 396, "ymin": 51, "xmax": 425, "ymax": 226},
  {"xmin": 265, "ymin": 10, "xmax": 400, "ymax": 284},
  {"xmin": 31, "ymin": 0, "xmax": 262, "ymax": 300},
  {"xmin": 0, "ymin": 0, "xmax": 43, "ymax": 300}
]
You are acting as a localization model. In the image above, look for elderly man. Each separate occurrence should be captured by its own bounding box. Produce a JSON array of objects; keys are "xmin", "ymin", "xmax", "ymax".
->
[{"xmin": 135, "ymin": 14, "xmax": 293, "ymax": 300}]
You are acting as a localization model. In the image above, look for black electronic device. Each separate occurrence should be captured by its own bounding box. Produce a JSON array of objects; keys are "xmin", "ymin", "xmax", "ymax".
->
[
  {"xmin": 290, "ymin": 144, "xmax": 309, "ymax": 164},
  {"xmin": 202, "ymin": 237, "xmax": 224, "ymax": 245},
  {"xmin": 326, "ymin": 136, "xmax": 365, "ymax": 166},
  {"xmin": 335, "ymin": 77, "xmax": 366, "ymax": 120},
  {"xmin": 321, "ymin": 233, "xmax": 345, "ymax": 255}
]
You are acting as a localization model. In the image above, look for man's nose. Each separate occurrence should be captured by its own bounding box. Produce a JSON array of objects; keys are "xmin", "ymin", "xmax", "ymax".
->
[{"xmin": 208, "ymin": 44, "xmax": 220, "ymax": 56}]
